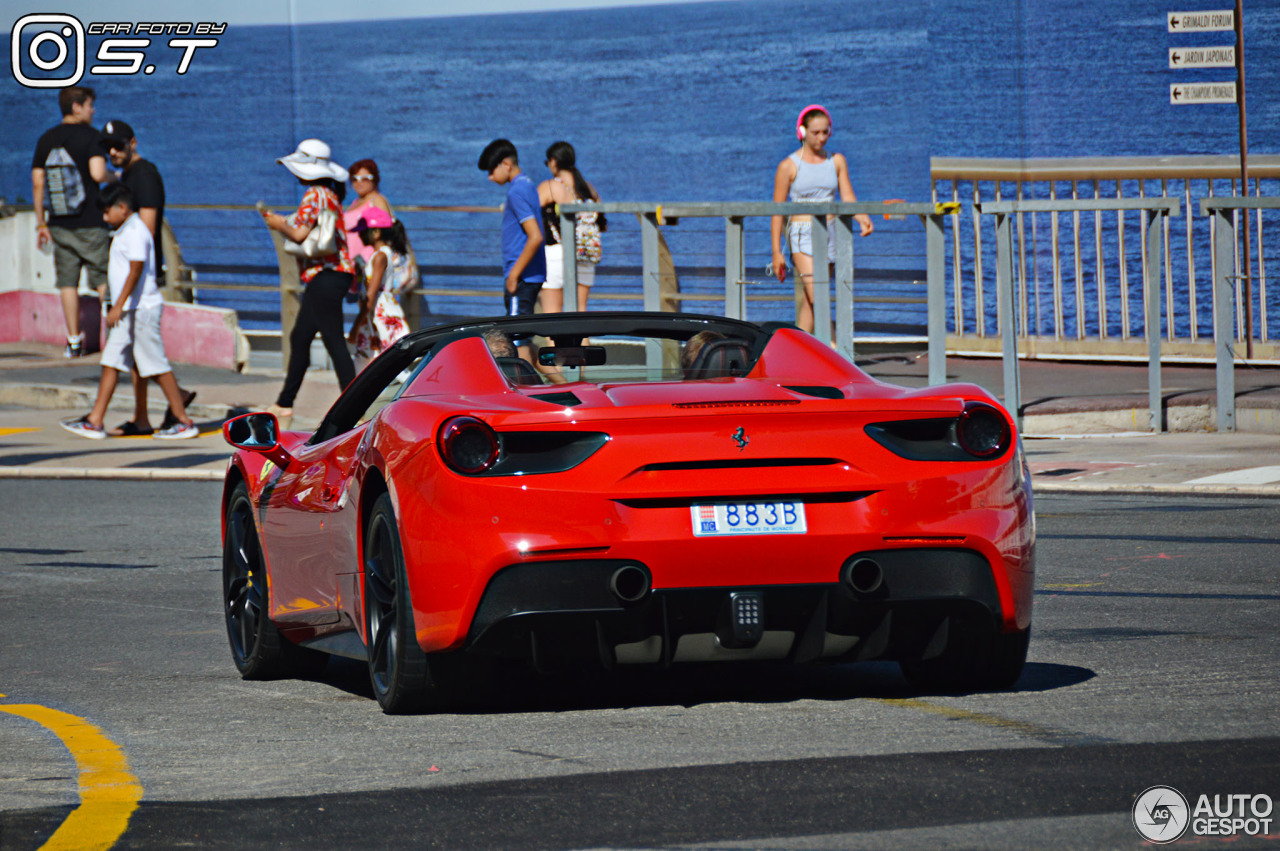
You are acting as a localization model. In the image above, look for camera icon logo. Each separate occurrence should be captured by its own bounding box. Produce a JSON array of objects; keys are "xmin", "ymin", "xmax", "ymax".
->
[
  {"xmin": 1132, "ymin": 785, "xmax": 1191, "ymax": 844},
  {"xmin": 11, "ymin": 14, "xmax": 86, "ymax": 88}
]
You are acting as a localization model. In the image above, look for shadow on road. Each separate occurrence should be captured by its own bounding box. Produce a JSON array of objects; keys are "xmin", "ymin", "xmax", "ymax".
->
[{"xmin": 296, "ymin": 656, "xmax": 1095, "ymax": 714}]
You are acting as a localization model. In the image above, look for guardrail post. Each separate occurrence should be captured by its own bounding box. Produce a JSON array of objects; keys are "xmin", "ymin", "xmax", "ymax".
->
[
  {"xmin": 994, "ymin": 212, "xmax": 1021, "ymax": 426},
  {"xmin": 810, "ymin": 215, "xmax": 831, "ymax": 347},
  {"xmin": 1211, "ymin": 207, "xmax": 1237, "ymax": 432},
  {"xmin": 559, "ymin": 211, "xmax": 578, "ymax": 312},
  {"xmin": 159, "ymin": 221, "xmax": 194, "ymax": 304},
  {"xmin": 925, "ymin": 213, "xmax": 946, "ymax": 385},
  {"xmin": 1143, "ymin": 209, "xmax": 1163, "ymax": 433},
  {"xmin": 724, "ymin": 216, "xmax": 745, "ymax": 321},
  {"xmin": 641, "ymin": 212, "xmax": 663, "ymax": 373},
  {"xmin": 833, "ymin": 214, "xmax": 855, "ymax": 362},
  {"xmin": 257, "ymin": 206, "xmax": 301, "ymax": 369}
]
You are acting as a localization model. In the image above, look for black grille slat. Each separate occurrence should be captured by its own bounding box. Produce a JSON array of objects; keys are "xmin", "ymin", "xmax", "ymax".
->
[{"xmin": 634, "ymin": 457, "xmax": 839, "ymax": 473}]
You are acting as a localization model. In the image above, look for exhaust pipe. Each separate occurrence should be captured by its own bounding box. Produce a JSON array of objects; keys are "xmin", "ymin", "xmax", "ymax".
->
[
  {"xmin": 842, "ymin": 557, "xmax": 884, "ymax": 596},
  {"xmin": 609, "ymin": 564, "xmax": 651, "ymax": 604}
]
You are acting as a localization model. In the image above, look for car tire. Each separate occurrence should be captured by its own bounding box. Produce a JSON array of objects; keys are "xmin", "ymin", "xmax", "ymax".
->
[
  {"xmin": 899, "ymin": 617, "xmax": 1030, "ymax": 693},
  {"xmin": 363, "ymin": 493, "xmax": 436, "ymax": 714},
  {"xmin": 223, "ymin": 481, "xmax": 328, "ymax": 679}
]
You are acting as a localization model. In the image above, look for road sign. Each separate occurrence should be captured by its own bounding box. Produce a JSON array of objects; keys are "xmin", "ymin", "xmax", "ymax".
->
[
  {"xmin": 1167, "ymin": 10, "xmax": 1234, "ymax": 32},
  {"xmin": 1168, "ymin": 45, "xmax": 1235, "ymax": 68},
  {"xmin": 1170, "ymin": 82, "xmax": 1237, "ymax": 104}
]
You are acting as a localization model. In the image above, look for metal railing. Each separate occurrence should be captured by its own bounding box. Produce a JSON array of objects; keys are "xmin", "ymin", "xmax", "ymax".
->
[
  {"xmin": 164, "ymin": 203, "xmax": 929, "ymax": 339},
  {"xmin": 933, "ymin": 156, "xmax": 1280, "ymax": 362},
  {"xmin": 559, "ymin": 201, "xmax": 954, "ymax": 374},
  {"xmin": 1201, "ymin": 196, "xmax": 1280, "ymax": 431},
  {"xmin": 152, "ymin": 200, "xmax": 937, "ymax": 367},
  {"xmin": 977, "ymin": 197, "xmax": 1181, "ymax": 432}
]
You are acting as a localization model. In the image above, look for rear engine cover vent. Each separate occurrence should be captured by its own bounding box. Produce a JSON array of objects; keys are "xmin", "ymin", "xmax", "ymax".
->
[
  {"xmin": 530, "ymin": 391, "xmax": 583, "ymax": 407},
  {"xmin": 671, "ymin": 400, "xmax": 801, "ymax": 409},
  {"xmin": 784, "ymin": 385, "xmax": 844, "ymax": 400}
]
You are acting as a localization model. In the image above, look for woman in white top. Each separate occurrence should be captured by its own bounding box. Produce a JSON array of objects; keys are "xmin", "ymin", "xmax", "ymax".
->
[
  {"xmin": 770, "ymin": 105, "xmax": 873, "ymax": 334},
  {"xmin": 538, "ymin": 141, "xmax": 603, "ymax": 313}
]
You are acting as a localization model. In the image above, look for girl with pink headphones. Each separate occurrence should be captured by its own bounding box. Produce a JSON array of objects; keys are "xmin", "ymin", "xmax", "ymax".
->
[{"xmin": 769, "ymin": 104, "xmax": 874, "ymax": 334}]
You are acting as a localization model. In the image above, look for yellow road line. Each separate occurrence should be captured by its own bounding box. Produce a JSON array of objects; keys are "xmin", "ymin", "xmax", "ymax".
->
[
  {"xmin": 874, "ymin": 697, "xmax": 1064, "ymax": 740},
  {"xmin": 0, "ymin": 704, "xmax": 143, "ymax": 851},
  {"xmin": 0, "ymin": 427, "xmax": 40, "ymax": 437}
]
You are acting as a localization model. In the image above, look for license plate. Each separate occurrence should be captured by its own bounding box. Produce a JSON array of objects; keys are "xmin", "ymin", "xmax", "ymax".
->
[{"xmin": 690, "ymin": 502, "xmax": 807, "ymax": 537}]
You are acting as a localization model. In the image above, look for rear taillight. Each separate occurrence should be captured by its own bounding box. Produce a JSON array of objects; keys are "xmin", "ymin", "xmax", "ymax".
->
[
  {"xmin": 865, "ymin": 402, "xmax": 1013, "ymax": 461},
  {"xmin": 956, "ymin": 404, "xmax": 1011, "ymax": 458},
  {"xmin": 438, "ymin": 416, "xmax": 500, "ymax": 474}
]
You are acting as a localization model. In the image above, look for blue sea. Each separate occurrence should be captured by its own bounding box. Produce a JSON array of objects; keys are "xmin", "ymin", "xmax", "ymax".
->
[{"xmin": 4, "ymin": 0, "xmax": 1279, "ymax": 334}]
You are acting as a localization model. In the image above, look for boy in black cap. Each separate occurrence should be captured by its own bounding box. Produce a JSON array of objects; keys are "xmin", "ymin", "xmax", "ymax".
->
[{"xmin": 99, "ymin": 119, "xmax": 195, "ymax": 435}]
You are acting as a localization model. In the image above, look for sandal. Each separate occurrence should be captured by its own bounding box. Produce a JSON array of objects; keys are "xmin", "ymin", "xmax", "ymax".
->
[{"xmin": 108, "ymin": 421, "xmax": 154, "ymax": 437}]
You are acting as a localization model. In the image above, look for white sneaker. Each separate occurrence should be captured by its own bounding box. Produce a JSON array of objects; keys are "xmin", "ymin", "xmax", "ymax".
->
[
  {"xmin": 60, "ymin": 416, "xmax": 106, "ymax": 439},
  {"xmin": 154, "ymin": 421, "xmax": 199, "ymax": 440}
]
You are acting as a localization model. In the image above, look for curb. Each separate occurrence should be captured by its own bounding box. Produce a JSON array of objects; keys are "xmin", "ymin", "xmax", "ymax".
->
[
  {"xmin": 1023, "ymin": 406, "xmax": 1280, "ymax": 435},
  {"xmin": 0, "ymin": 466, "xmax": 224, "ymax": 481},
  {"xmin": 0, "ymin": 382, "xmax": 232, "ymax": 421},
  {"xmin": 1032, "ymin": 481, "xmax": 1280, "ymax": 497}
]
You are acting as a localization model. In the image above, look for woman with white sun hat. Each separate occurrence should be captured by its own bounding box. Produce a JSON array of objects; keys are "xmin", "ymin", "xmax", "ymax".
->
[{"xmin": 259, "ymin": 139, "xmax": 356, "ymax": 426}]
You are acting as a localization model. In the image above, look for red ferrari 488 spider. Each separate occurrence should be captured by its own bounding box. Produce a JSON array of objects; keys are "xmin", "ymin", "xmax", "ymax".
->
[{"xmin": 222, "ymin": 313, "xmax": 1034, "ymax": 712}]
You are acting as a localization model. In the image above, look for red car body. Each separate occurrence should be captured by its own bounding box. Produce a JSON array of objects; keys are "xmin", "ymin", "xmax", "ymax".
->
[{"xmin": 222, "ymin": 313, "xmax": 1035, "ymax": 711}]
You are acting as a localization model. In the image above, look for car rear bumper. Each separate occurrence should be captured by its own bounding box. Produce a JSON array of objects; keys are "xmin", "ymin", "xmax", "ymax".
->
[{"xmin": 462, "ymin": 547, "xmax": 1007, "ymax": 669}]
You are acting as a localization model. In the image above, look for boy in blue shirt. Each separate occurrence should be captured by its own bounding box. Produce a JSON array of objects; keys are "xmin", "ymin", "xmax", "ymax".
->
[{"xmin": 478, "ymin": 139, "xmax": 545, "ymax": 360}]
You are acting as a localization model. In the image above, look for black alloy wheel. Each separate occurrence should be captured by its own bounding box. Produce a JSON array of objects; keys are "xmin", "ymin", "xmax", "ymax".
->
[
  {"xmin": 364, "ymin": 493, "xmax": 434, "ymax": 713},
  {"xmin": 223, "ymin": 481, "xmax": 326, "ymax": 679}
]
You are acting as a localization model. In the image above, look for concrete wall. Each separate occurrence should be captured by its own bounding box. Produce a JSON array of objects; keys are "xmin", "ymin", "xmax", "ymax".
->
[{"xmin": 0, "ymin": 210, "xmax": 248, "ymax": 370}]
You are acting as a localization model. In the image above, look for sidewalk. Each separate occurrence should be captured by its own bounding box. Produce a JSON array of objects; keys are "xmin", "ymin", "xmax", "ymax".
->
[{"xmin": 2, "ymin": 340, "xmax": 1279, "ymax": 495}]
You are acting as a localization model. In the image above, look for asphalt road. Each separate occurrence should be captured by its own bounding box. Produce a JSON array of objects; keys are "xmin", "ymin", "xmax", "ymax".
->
[{"xmin": 1, "ymin": 482, "xmax": 1278, "ymax": 850}]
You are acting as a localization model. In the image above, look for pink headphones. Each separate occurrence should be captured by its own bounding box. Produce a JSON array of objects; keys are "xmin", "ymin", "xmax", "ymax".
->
[{"xmin": 796, "ymin": 104, "xmax": 832, "ymax": 141}]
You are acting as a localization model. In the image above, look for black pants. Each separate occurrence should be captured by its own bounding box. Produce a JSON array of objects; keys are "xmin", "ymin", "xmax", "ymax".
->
[{"xmin": 276, "ymin": 270, "xmax": 356, "ymax": 408}]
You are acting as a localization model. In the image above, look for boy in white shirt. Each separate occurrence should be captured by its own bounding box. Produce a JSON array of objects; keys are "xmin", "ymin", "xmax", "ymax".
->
[{"xmin": 60, "ymin": 184, "xmax": 198, "ymax": 439}]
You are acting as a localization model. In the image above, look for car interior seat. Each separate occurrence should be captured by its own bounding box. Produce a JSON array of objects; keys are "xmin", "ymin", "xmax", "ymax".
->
[
  {"xmin": 685, "ymin": 339, "xmax": 753, "ymax": 379},
  {"xmin": 495, "ymin": 356, "xmax": 544, "ymax": 385}
]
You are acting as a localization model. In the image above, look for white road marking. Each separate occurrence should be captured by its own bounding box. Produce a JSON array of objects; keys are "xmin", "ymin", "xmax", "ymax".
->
[{"xmin": 1184, "ymin": 465, "xmax": 1280, "ymax": 485}]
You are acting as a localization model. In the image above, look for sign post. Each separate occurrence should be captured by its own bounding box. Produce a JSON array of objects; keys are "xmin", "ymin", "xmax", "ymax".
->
[
  {"xmin": 1167, "ymin": 4, "xmax": 1251, "ymax": 357},
  {"xmin": 1234, "ymin": 0, "xmax": 1252, "ymax": 358}
]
